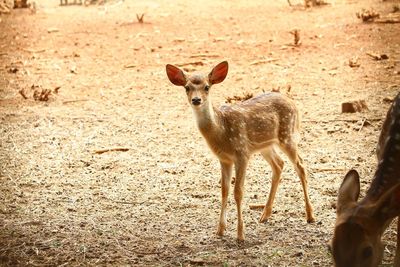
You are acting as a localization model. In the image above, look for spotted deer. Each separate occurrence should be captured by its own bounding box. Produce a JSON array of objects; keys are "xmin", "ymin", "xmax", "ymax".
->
[
  {"xmin": 331, "ymin": 92, "xmax": 400, "ymax": 267},
  {"xmin": 165, "ymin": 61, "xmax": 315, "ymax": 241}
]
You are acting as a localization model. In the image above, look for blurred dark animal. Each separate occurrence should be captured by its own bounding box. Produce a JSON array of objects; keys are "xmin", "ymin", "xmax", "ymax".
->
[{"xmin": 331, "ymin": 92, "xmax": 400, "ymax": 267}]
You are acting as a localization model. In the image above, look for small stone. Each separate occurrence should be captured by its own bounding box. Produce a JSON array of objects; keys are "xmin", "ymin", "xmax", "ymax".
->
[{"xmin": 342, "ymin": 100, "xmax": 369, "ymax": 113}]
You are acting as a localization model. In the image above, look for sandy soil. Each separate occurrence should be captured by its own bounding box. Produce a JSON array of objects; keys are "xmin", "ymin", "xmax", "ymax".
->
[{"xmin": 1, "ymin": 0, "xmax": 400, "ymax": 266}]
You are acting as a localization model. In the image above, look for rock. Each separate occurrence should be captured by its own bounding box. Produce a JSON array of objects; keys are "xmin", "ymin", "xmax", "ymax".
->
[
  {"xmin": 383, "ymin": 97, "xmax": 394, "ymax": 103},
  {"xmin": 341, "ymin": 100, "xmax": 369, "ymax": 113}
]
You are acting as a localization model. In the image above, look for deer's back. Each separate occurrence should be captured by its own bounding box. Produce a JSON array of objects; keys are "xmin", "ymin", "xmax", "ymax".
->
[
  {"xmin": 366, "ymin": 93, "xmax": 400, "ymax": 200},
  {"xmin": 218, "ymin": 92, "xmax": 299, "ymax": 153}
]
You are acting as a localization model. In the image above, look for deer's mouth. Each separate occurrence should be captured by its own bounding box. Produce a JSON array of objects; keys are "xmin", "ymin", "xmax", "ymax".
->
[{"xmin": 191, "ymin": 97, "xmax": 202, "ymax": 106}]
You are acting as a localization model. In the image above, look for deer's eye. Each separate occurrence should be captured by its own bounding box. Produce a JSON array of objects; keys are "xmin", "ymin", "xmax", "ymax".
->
[
  {"xmin": 184, "ymin": 86, "xmax": 190, "ymax": 93},
  {"xmin": 204, "ymin": 85, "xmax": 210, "ymax": 92},
  {"xmin": 362, "ymin": 246, "xmax": 373, "ymax": 259}
]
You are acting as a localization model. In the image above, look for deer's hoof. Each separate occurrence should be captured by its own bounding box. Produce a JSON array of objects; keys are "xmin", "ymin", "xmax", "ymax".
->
[
  {"xmin": 307, "ymin": 216, "xmax": 316, "ymax": 223},
  {"xmin": 216, "ymin": 225, "xmax": 225, "ymax": 237}
]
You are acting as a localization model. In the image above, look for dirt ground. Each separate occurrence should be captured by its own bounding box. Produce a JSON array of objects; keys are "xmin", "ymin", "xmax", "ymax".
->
[{"xmin": 1, "ymin": 0, "xmax": 400, "ymax": 266}]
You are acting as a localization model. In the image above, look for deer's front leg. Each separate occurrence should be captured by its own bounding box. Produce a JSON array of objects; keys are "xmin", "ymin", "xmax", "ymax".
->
[
  {"xmin": 217, "ymin": 161, "xmax": 233, "ymax": 237},
  {"xmin": 234, "ymin": 158, "xmax": 248, "ymax": 241}
]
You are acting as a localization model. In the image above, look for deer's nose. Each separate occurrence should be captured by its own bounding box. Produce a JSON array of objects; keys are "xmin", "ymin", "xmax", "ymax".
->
[{"xmin": 192, "ymin": 97, "xmax": 201, "ymax": 106}]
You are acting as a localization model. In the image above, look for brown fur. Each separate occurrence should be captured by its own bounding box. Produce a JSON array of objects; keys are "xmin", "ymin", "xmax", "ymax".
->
[
  {"xmin": 166, "ymin": 61, "xmax": 315, "ymax": 241},
  {"xmin": 331, "ymin": 93, "xmax": 400, "ymax": 267}
]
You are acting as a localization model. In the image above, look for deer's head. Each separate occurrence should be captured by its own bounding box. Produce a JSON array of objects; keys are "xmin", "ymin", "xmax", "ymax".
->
[
  {"xmin": 331, "ymin": 170, "xmax": 400, "ymax": 267},
  {"xmin": 331, "ymin": 92, "xmax": 400, "ymax": 267},
  {"xmin": 165, "ymin": 61, "xmax": 229, "ymax": 108}
]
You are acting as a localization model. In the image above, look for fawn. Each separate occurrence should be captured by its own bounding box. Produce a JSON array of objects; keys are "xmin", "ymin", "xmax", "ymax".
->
[
  {"xmin": 331, "ymin": 92, "xmax": 400, "ymax": 266},
  {"xmin": 165, "ymin": 61, "xmax": 315, "ymax": 241}
]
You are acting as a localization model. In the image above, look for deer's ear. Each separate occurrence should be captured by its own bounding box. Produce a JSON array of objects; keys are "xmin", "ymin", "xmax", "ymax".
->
[
  {"xmin": 337, "ymin": 170, "xmax": 360, "ymax": 214},
  {"xmin": 166, "ymin": 64, "xmax": 187, "ymax": 86},
  {"xmin": 208, "ymin": 61, "xmax": 228, "ymax": 85},
  {"xmin": 372, "ymin": 184, "xmax": 400, "ymax": 220}
]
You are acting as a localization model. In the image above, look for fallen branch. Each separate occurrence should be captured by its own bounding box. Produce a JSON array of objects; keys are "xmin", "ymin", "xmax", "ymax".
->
[
  {"xmin": 249, "ymin": 204, "xmax": 265, "ymax": 210},
  {"xmin": 94, "ymin": 148, "xmax": 130, "ymax": 154},
  {"xmin": 136, "ymin": 13, "xmax": 144, "ymax": 23},
  {"xmin": 303, "ymin": 118, "xmax": 382, "ymax": 123},
  {"xmin": 18, "ymin": 89, "xmax": 28, "ymax": 99},
  {"xmin": 47, "ymin": 27, "xmax": 60, "ymax": 33},
  {"xmin": 250, "ymin": 58, "xmax": 279, "ymax": 66},
  {"xmin": 0, "ymin": 2, "xmax": 11, "ymax": 13},
  {"xmin": 33, "ymin": 88, "xmax": 52, "ymax": 101},
  {"xmin": 189, "ymin": 54, "xmax": 220, "ymax": 58},
  {"xmin": 22, "ymin": 48, "xmax": 46, "ymax": 53},
  {"xmin": 383, "ymin": 97, "xmax": 394, "ymax": 103},
  {"xmin": 358, "ymin": 117, "xmax": 368, "ymax": 132},
  {"xmin": 289, "ymin": 29, "xmax": 301, "ymax": 46},
  {"xmin": 366, "ymin": 52, "xmax": 389, "ymax": 60},
  {"xmin": 225, "ymin": 92, "xmax": 254, "ymax": 104},
  {"xmin": 124, "ymin": 64, "xmax": 137, "ymax": 69},
  {"xmin": 356, "ymin": 9, "xmax": 380, "ymax": 22},
  {"xmin": 175, "ymin": 61, "xmax": 204, "ymax": 67},
  {"xmin": 374, "ymin": 18, "xmax": 400, "ymax": 24},
  {"xmin": 62, "ymin": 99, "xmax": 90, "ymax": 104},
  {"xmin": 311, "ymin": 168, "xmax": 348, "ymax": 173}
]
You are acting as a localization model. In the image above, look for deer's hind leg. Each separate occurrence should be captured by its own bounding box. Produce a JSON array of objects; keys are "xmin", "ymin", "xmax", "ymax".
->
[
  {"xmin": 260, "ymin": 146, "xmax": 284, "ymax": 223},
  {"xmin": 279, "ymin": 141, "xmax": 315, "ymax": 223}
]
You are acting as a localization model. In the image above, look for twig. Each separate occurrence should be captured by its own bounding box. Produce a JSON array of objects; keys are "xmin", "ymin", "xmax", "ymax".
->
[
  {"xmin": 71, "ymin": 30, "xmax": 107, "ymax": 35},
  {"xmin": 94, "ymin": 148, "xmax": 130, "ymax": 154},
  {"xmin": 176, "ymin": 61, "xmax": 204, "ymax": 67},
  {"xmin": 62, "ymin": 99, "xmax": 90, "ymax": 104},
  {"xmin": 358, "ymin": 117, "xmax": 367, "ymax": 132},
  {"xmin": 356, "ymin": 9, "xmax": 380, "ymax": 22},
  {"xmin": 47, "ymin": 28, "xmax": 60, "ymax": 33},
  {"xmin": 249, "ymin": 58, "xmax": 279, "ymax": 66},
  {"xmin": 136, "ymin": 13, "xmax": 144, "ymax": 23},
  {"xmin": 303, "ymin": 118, "xmax": 382, "ymax": 123},
  {"xmin": 124, "ymin": 64, "xmax": 137, "ymax": 69},
  {"xmin": 18, "ymin": 89, "xmax": 28, "ymax": 99},
  {"xmin": 374, "ymin": 18, "xmax": 400, "ymax": 24},
  {"xmin": 189, "ymin": 54, "xmax": 220, "ymax": 58},
  {"xmin": 249, "ymin": 204, "xmax": 265, "ymax": 210},
  {"xmin": 366, "ymin": 52, "xmax": 388, "ymax": 60},
  {"xmin": 290, "ymin": 29, "xmax": 301, "ymax": 46},
  {"xmin": 21, "ymin": 48, "xmax": 46, "ymax": 53},
  {"xmin": 311, "ymin": 168, "xmax": 347, "ymax": 172},
  {"xmin": 225, "ymin": 92, "xmax": 253, "ymax": 104}
]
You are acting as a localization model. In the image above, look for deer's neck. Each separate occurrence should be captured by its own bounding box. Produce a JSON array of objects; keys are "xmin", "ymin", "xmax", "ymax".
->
[
  {"xmin": 192, "ymin": 101, "xmax": 223, "ymax": 140},
  {"xmin": 192, "ymin": 101, "xmax": 238, "ymax": 162}
]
